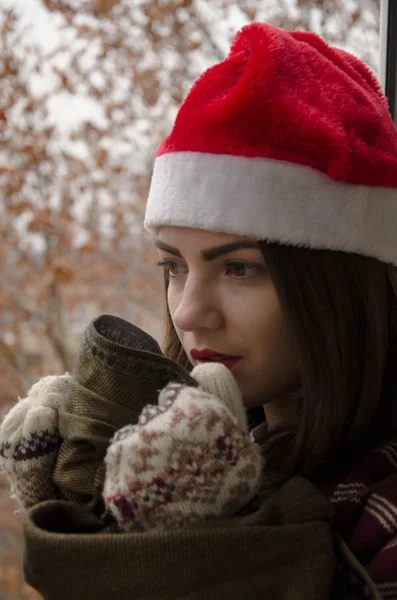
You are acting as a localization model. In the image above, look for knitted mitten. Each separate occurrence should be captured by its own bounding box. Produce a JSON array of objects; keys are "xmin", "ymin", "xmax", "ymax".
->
[
  {"xmin": 103, "ymin": 362, "xmax": 263, "ymax": 531},
  {"xmin": 0, "ymin": 374, "xmax": 71, "ymax": 508},
  {"xmin": 0, "ymin": 314, "xmax": 196, "ymax": 511}
]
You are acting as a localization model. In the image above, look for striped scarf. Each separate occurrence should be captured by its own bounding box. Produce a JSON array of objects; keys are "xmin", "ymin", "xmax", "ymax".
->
[
  {"xmin": 317, "ymin": 439, "xmax": 397, "ymax": 599},
  {"xmin": 252, "ymin": 422, "xmax": 397, "ymax": 599}
]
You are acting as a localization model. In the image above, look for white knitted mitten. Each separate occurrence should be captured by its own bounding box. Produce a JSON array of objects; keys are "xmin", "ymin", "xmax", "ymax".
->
[
  {"xmin": 0, "ymin": 374, "xmax": 71, "ymax": 508},
  {"xmin": 103, "ymin": 362, "xmax": 263, "ymax": 531}
]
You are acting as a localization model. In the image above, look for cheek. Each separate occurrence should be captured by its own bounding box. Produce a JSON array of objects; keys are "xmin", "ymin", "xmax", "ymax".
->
[
  {"xmin": 259, "ymin": 299, "xmax": 298, "ymax": 375},
  {"xmin": 167, "ymin": 286, "xmax": 187, "ymax": 344},
  {"xmin": 237, "ymin": 287, "xmax": 299, "ymax": 402},
  {"xmin": 167, "ymin": 287, "xmax": 178, "ymax": 320},
  {"xmin": 238, "ymin": 285, "xmax": 286, "ymax": 343}
]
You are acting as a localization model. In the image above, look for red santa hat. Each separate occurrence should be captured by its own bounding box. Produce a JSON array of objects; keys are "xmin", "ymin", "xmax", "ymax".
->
[{"xmin": 144, "ymin": 23, "xmax": 397, "ymax": 266}]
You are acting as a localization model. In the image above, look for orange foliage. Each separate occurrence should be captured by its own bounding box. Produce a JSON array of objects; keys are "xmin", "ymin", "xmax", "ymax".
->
[{"xmin": 91, "ymin": 0, "xmax": 119, "ymax": 15}]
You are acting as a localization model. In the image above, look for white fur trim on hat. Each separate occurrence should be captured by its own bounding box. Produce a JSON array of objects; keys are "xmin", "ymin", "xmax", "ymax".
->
[{"xmin": 144, "ymin": 151, "xmax": 397, "ymax": 266}]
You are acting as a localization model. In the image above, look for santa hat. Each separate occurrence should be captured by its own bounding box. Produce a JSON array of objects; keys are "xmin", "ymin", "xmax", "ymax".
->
[{"xmin": 145, "ymin": 23, "xmax": 397, "ymax": 266}]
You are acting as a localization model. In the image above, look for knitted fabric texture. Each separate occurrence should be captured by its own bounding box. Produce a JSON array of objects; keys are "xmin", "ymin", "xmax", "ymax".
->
[
  {"xmin": 253, "ymin": 423, "xmax": 397, "ymax": 599},
  {"xmin": 104, "ymin": 362, "xmax": 263, "ymax": 531},
  {"xmin": 0, "ymin": 375, "xmax": 69, "ymax": 509},
  {"xmin": 145, "ymin": 22, "xmax": 397, "ymax": 267},
  {"xmin": 24, "ymin": 477, "xmax": 337, "ymax": 600},
  {"xmin": 186, "ymin": 361, "xmax": 248, "ymax": 429},
  {"xmin": 318, "ymin": 437, "xmax": 397, "ymax": 599},
  {"xmin": 0, "ymin": 314, "xmax": 196, "ymax": 512}
]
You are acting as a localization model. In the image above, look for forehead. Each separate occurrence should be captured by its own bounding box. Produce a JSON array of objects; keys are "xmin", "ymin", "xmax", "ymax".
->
[{"xmin": 156, "ymin": 226, "xmax": 253, "ymax": 248}]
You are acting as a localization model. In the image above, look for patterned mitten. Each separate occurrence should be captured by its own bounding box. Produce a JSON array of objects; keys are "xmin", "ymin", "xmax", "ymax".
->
[
  {"xmin": 103, "ymin": 362, "xmax": 263, "ymax": 531},
  {"xmin": 0, "ymin": 314, "xmax": 196, "ymax": 512},
  {"xmin": 0, "ymin": 374, "xmax": 71, "ymax": 508}
]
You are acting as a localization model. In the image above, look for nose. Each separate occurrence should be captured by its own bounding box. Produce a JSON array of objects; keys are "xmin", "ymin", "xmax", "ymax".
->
[{"xmin": 171, "ymin": 275, "xmax": 224, "ymax": 333}]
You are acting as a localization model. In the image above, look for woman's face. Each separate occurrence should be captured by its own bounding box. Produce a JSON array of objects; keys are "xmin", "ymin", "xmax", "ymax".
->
[{"xmin": 156, "ymin": 227, "xmax": 300, "ymax": 408}]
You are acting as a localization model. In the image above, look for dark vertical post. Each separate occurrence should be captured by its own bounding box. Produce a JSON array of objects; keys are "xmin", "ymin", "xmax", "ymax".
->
[{"xmin": 381, "ymin": 0, "xmax": 397, "ymax": 122}]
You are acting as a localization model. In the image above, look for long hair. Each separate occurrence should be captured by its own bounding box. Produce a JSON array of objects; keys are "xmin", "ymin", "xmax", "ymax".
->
[{"xmin": 162, "ymin": 244, "xmax": 397, "ymax": 477}]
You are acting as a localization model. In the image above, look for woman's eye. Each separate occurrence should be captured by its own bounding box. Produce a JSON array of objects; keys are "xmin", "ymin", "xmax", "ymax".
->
[
  {"xmin": 156, "ymin": 260, "xmax": 187, "ymax": 277},
  {"xmin": 225, "ymin": 261, "xmax": 262, "ymax": 278}
]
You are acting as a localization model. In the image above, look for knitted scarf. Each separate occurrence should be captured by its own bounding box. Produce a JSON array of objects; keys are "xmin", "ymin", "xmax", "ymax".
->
[
  {"xmin": 23, "ymin": 476, "xmax": 339, "ymax": 600},
  {"xmin": 253, "ymin": 423, "xmax": 397, "ymax": 599},
  {"xmin": 319, "ymin": 440, "xmax": 397, "ymax": 599}
]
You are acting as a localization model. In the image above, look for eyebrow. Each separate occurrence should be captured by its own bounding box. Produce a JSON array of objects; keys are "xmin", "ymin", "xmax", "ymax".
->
[{"xmin": 154, "ymin": 240, "xmax": 260, "ymax": 261}]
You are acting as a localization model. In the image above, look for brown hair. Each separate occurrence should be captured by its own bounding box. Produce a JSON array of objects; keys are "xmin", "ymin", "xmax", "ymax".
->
[{"xmin": 162, "ymin": 244, "xmax": 397, "ymax": 478}]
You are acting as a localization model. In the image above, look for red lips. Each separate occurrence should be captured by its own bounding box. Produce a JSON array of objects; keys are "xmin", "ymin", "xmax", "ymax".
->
[
  {"xmin": 191, "ymin": 349, "xmax": 237, "ymax": 359},
  {"xmin": 190, "ymin": 349, "xmax": 241, "ymax": 371}
]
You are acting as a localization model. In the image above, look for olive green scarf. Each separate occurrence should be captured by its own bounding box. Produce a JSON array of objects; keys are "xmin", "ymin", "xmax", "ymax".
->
[{"xmin": 24, "ymin": 477, "xmax": 336, "ymax": 600}]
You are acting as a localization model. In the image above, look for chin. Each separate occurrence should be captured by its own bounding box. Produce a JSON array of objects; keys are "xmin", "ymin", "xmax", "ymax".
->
[
  {"xmin": 240, "ymin": 382, "xmax": 284, "ymax": 409},
  {"xmin": 240, "ymin": 391, "xmax": 266, "ymax": 409}
]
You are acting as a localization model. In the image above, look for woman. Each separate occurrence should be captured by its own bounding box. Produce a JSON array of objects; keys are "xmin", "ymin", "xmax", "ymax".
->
[
  {"xmin": 2, "ymin": 22, "xmax": 397, "ymax": 599},
  {"xmin": 142, "ymin": 22, "xmax": 397, "ymax": 597}
]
